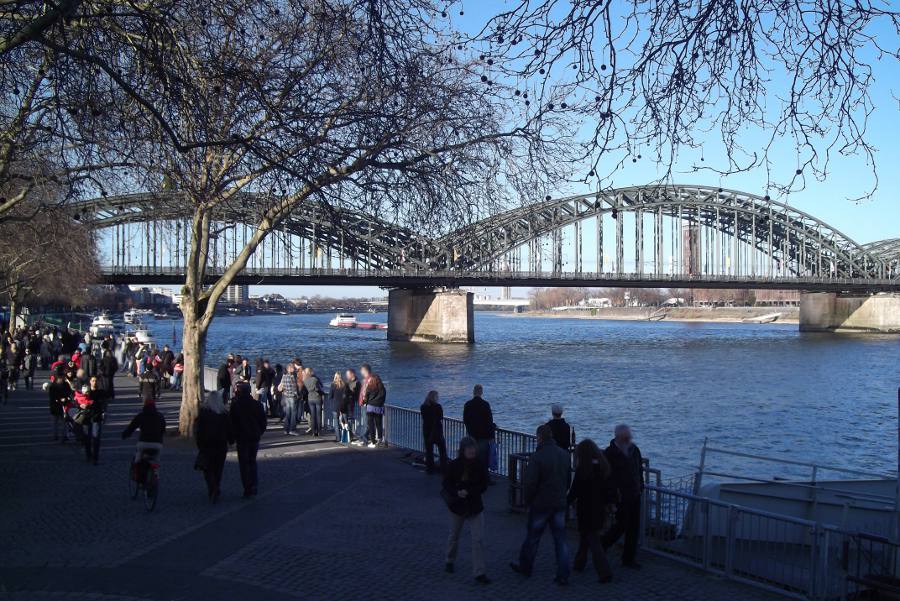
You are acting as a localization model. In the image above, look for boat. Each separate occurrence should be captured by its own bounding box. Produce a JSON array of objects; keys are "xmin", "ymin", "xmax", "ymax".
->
[
  {"xmin": 329, "ymin": 313, "xmax": 358, "ymax": 327},
  {"xmin": 123, "ymin": 309, "xmax": 139, "ymax": 324},
  {"xmin": 132, "ymin": 327, "xmax": 156, "ymax": 347},
  {"xmin": 647, "ymin": 308, "xmax": 667, "ymax": 321},
  {"xmin": 152, "ymin": 311, "xmax": 171, "ymax": 320},
  {"xmin": 89, "ymin": 313, "xmax": 117, "ymax": 338},
  {"xmin": 356, "ymin": 322, "xmax": 388, "ymax": 330},
  {"xmin": 742, "ymin": 312, "xmax": 781, "ymax": 324}
]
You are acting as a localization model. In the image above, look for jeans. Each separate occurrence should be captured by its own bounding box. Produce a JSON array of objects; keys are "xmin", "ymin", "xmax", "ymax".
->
[
  {"xmin": 446, "ymin": 512, "xmax": 486, "ymax": 577},
  {"xmin": 355, "ymin": 410, "xmax": 368, "ymax": 442},
  {"xmin": 258, "ymin": 388, "xmax": 270, "ymax": 415},
  {"xmin": 172, "ymin": 372, "xmax": 182, "ymax": 390},
  {"xmin": 602, "ymin": 497, "xmax": 641, "ymax": 564},
  {"xmin": 424, "ymin": 435, "xmax": 448, "ymax": 473},
  {"xmin": 236, "ymin": 440, "xmax": 259, "ymax": 496},
  {"xmin": 24, "ymin": 373, "xmax": 33, "ymax": 390},
  {"xmin": 475, "ymin": 438, "xmax": 492, "ymax": 473},
  {"xmin": 518, "ymin": 508, "xmax": 570, "ymax": 581},
  {"xmin": 51, "ymin": 413, "xmax": 66, "ymax": 440},
  {"xmin": 283, "ymin": 396, "xmax": 299, "ymax": 433},
  {"xmin": 308, "ymin": 402, "xmax": 322, "ymax": 436},
  {"xmin": 574, "ymin": 529, "xmax": 612, "ymax": 578},
  {"xmin": 84, "ymin": 421, "xmax": 102, "ymax": 462}
]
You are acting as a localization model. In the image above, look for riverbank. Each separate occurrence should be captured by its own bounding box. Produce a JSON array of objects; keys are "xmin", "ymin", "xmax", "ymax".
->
[{"xmin": 515, "ymin": 306, "xmax": 800, "ymax": 324}]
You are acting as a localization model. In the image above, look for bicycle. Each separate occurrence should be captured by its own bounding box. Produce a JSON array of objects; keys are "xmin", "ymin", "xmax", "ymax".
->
[{"xmin": 128, "ymin": 448, "xmax": 160, "ymax": 512}]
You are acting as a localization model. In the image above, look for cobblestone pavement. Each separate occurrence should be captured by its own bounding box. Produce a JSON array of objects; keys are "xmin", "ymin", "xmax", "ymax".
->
[{"xmin": 0, "ymin": 371, "xmax": 783, "ymax": 600}]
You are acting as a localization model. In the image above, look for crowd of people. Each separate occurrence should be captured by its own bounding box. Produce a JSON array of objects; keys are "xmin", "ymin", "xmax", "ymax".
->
[
  {"xmin": 4, "ymin": 322, "xmax": 645, "ymax": 587},
  {"xmin": 425, "ymin": 387, "xmax": 644, "ymax": 588}
]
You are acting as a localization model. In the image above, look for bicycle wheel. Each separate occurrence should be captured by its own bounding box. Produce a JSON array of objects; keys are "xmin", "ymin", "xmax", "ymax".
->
[
  {"xmin": 128, "ymin": 460, "xmax": 139, "ymax": 500},
  {"xmin": 143, "ymin": 470, "xmax": 159, "ymax": 512}
]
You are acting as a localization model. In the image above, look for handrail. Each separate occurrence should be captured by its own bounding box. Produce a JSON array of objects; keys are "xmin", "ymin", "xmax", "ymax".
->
[{"xmin": 702, "ymin": 445, "xmax": 895, "ymax": 480}]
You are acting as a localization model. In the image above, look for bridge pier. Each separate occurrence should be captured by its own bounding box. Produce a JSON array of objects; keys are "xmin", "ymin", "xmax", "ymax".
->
[
  {"xmin": 799, "ymin": 292, "xmax": 900, "ymax": 333},
  {"xmin": 387, "ymin": 287, "xmax": 474, "ymax": 343}
]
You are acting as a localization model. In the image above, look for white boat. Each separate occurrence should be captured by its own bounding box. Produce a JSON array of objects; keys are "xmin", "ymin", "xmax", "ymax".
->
[
  {"xmin": 329, "ymin": 313, "xmax": 358, "ymax": 327},
  {"xmin": 123, "ymin": 310, "xmax": 139, "ymax": 324},
  {"xmin": 742, "ymin": 312, "xmax": 781, "ymax": 324},
  {"xmin": 89, "ymin": 313, "xmax": 117, "ymax": 338},
  {"xmin": 132, "ymin": 327, "xmax": 156, "ymax": 347}
]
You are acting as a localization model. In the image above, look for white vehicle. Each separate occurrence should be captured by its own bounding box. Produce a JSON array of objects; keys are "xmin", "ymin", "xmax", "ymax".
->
[
  {"xmin": 123, "ymin": 310, "xmax": 139, "ymax": 324},
  {"xmin": 328, "ymin": 313, "xmax": 358, "ymax": 327},
  {"xmin": 133, "ymin": 327, "xmax": 156, "ymax": 347}
]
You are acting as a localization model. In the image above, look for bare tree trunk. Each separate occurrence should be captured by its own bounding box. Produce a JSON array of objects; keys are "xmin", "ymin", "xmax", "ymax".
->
[
  {"xmin": 178, "ymin": 296, "xmax": 208, "ymax": 436},
  {"xmin": 7, "ymin": 297, "xmax": 17, "ymax": 335}
]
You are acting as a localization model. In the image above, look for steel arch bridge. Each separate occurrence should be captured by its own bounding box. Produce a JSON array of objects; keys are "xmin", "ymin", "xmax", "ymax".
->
[{"xmin": 78, "ymin": 185, "xmax": 899, "ymax": 291}]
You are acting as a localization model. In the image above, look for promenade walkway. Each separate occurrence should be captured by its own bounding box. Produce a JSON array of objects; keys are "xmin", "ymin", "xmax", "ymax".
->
[{"xmin": 0, "ymin": 371, "xmax": 783, "ymax": 601}]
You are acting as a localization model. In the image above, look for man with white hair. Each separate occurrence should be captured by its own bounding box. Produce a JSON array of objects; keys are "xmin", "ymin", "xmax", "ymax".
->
[
  {"xmin": 602, "ymin": 424, "xmax": 644, "ymax": 569},
  {"xmin": 546, "ymin": 404, "xmax": 574, "ymax": 451}
]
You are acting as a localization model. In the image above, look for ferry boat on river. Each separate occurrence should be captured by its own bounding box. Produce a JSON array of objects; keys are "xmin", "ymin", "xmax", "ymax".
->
[
  {"xmin": 89, "ymin": 313, "xmax": 117, "ymax": 338},
  {"xmin": 328, "ymin": 313, "xmax": 387, "ymax": 330}
]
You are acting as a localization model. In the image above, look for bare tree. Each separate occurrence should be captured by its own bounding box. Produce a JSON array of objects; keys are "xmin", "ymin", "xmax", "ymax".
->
[
  {"xmin": 0, "ymin": 201, "xmax": 99, "ymax": 333},
  {"xmin": 478, "ymin": 0, "xmax": 900, "ymax": 199},
  {"xmin": 43, "ymin": 0, "xmax": 570, "ymax": 433}
]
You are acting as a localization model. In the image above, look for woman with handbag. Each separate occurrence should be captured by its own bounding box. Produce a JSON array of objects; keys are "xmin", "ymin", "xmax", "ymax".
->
[
  {"xmin": 442, "ymin": 437, "xmax": 491, "ymax": 585},
  {"xmin": 194, "ymin": 390, "xmax": 234, "ymax": 503}
]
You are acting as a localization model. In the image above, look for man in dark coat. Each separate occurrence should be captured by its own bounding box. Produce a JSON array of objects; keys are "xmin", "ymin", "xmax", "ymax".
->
[
  {"xmin": 217, "ymin": 355, "xmax": 234, "ymax": 402},
  {"xmin": 230, "ymin": 382, "xmax": 267, "ymax": 498},
  {"xmin": 420, "ymin": 390, "xmax": 448, "ymax": 474},
  {"xmin": 601, "ymin": 424, "xmax": 644, "ymax": 569},
  {"xmin": 462, "ymin": 384, "xmax": 494, "ymax": 471},
  {"xmin": 546, "ymin": 403, "xmax": 574, "ymax": 451},
  {"xmin": 510, "ymin": 424, "xmax": 572, "ymax": 585}
]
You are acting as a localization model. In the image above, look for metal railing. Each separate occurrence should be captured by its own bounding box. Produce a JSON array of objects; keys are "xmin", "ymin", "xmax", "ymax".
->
[
  {"xmin": 643, "ymin": 485, "xmax": 900, "ymax": 600},
  {"xmin": 383, "ymin": 405, "xmax": 537, "ymax": 478}
]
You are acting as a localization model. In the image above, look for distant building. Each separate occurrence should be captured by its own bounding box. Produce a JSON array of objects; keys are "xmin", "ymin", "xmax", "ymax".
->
[{"xmin": 223, "ymin": 285, "xmax": 250, "ymax": 305}]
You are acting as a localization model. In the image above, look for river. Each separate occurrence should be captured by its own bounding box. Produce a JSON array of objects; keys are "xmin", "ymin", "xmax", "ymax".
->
[{"xmin": 153, "ymin": 312, "xmax": 899, "ymax": 480}]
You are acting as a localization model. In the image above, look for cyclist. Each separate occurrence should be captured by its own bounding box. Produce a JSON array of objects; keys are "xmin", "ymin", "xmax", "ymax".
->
[{"xmin": 121, "ymin": 394, "xmax": 167, "ymax": 466}]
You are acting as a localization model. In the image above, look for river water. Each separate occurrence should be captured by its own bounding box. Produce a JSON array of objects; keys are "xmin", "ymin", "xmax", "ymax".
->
[{"xmin": 156, "ymin": 312, "xmax": 899, "ymax": 480}]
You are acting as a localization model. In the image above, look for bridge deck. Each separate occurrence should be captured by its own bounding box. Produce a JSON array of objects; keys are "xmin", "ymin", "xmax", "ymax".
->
[
  {"xmin": 0, "ymin": 371, "xmax": 782, "ymax": 601},
  {"xmin": 102, "ymin": 267, "xmax": 900, "ymax": 292}
]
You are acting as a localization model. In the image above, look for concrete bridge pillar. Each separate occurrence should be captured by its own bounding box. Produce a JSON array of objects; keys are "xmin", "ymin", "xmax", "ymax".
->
[
  {"xmin": 387, "ymin": 288, "xmax": 474, "ymax": 343},
  {"xmin": 800, "ymin": 292, "xmax": 900, "ymax": 333}
]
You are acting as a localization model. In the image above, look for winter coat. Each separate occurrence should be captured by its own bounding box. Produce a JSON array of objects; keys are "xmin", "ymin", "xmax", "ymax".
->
[
  {"xmin": 420, "ymin": 401, "xmax": 445, "ymax": 442},
  {"xmin": 195, "ymin": 406, "xmax": 234, "ymax": 449},
  {"xmin": 442, "ymin": 456, "xmax": 488, "ymax": 517},
  {"xmin": 524, "ymin": 439, "xmax": 571, "ymax": 511},
  {"xmin": 604, "ymin": 440, "xmax": 644, "ymax": 502},
  {"xmin": 547, "ymin": 417, "xmax": 574, "ymax": 451},
  {"xmin": 230, "ymin": 391, "xmax": 267, "ymax": 443},
  {"xmin": 463, "ymin": 396, "xmax": 494, "ymax": 441},
  {"xmin": 364, "ymin": 380, "xmax": 386, "ymax": 408},
  {"xmin": 567, "ymin": 462, "xmax": 618, "ymax": 532},
  {"xmin": 122, "ymin": 405, "xmax": 167, "ymax": 443}
]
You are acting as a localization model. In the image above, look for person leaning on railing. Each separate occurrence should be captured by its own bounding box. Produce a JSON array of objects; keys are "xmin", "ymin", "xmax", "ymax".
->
[{"xmin": 420, "ymin": 390, "xmax": 448, "ymax": 474}]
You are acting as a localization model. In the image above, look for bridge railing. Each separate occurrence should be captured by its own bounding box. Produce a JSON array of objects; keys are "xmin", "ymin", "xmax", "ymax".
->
[{"xmin": 105, "ymin": 265, "xmax": 899, "ymax": 287}]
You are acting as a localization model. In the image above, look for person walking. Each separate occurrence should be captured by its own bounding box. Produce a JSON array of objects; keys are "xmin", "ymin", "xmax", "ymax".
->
[
  {"xmin": 278, "ymin": 363, "xmax": 300, "ymax": 436},
  {"xmin": 22, "ymin": 348, "xmax": 36, "ymax": 390},
  {"xmin": 47, "ymin": 376, "xmax": 70, "ymax": 441},
  {"xmin": 510, "ymin": 424, "xmax": 571, "ymax": 585},
  {"xmin": 230, "ymin": 383, "xmax": 267, "ymax": 498},
  {"xmin": 98, "ymin": 349, "xmax": 118, "ymax": 398},
  {"xmin": 442, "ymin": 437, "xmax": 491, "ymax": 585},
  {"xmin": 364, "ymin": 373, "xmax": 386, "ymax": 447},
  {"xmin": 421, "ymin": 390, "xmax": 448, "ymax": 474},
  {"xmin": 194, "ymin": 390, "xmax": 234, "ymax": 503},
  {"xmin": 463, "ymin": 385, "xmax": 494, "ymax": 472},
  {"xmin": 272, "ymin": 363, "xmax": 284, "ymax": 421},
  {"xmin": 601, "ymin": 424, "xmax": 644, "ymax": 569},
  {"xmin": 568, "ymin": 439, "xmax": 617, "ymax": 582},
  {"xmin": 329, "ymin": 372, "xmax": 345, "ymax": 442},
  {"xmin": 82, "ymin": 375, "xmax": 108, "ymax": 465},
  {"xmin": 302, "ymin": 367, "xmax": 325, "ymax": 437}
]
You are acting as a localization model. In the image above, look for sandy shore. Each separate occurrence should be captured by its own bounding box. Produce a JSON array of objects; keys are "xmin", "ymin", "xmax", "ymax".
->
[{"xmin": 508, "ymin": 306, "xmax": 800, "ymax": 325}]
